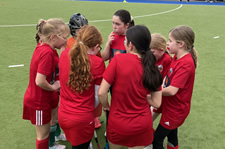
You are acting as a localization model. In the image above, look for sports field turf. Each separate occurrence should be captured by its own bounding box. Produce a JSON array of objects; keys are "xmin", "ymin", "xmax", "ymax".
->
[{"xmin": 0, "ymin": 0, "xmax": 225, "ymax": 148}]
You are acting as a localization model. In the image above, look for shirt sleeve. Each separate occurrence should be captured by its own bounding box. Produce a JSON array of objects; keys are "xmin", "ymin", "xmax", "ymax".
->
[
  {"xmin": 170, "ymin": 63, "xmax": 190, "ymax": 89},
  {"xmin": 94, "ymin": 59, "xmax": 106, "ymax": 85},
  {"xmin": 37, "ymin": 51, "xmax": 53, "ymax": 76},
  {"xmin": 103, "ymin": 56, "xmax": 117, "ymax": 85}
]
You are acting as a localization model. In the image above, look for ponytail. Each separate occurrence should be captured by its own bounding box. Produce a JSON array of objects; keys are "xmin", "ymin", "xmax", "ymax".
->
[
  {"xmin": 68, "ymin": 41, "xmax": 92, "ymax": 93},
  {"xmin": 141, "ymin": 50, "xmax": 162, "ymax": 92},
  {"xmin": 67, "ymin": 25, "xmax": 102, "ymax": 93},
  {"xmin": 35, "ymin": 19, "xmax": 46, "ymax": 43},
  {"xmin": 189, "ymin": 46, "xmax": 198, "ymax": 68},
  {"xmin": 126, "ymin": 25, "xmax": 162, "ymax": 92}
]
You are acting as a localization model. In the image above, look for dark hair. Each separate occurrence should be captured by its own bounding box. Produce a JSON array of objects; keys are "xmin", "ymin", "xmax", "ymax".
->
[
  {"xmin": 114, "ymin": 9, "xmax": 134, "ymax": 28},
  {"xmin": 126, "ymin": 25, "xmax": 162, "ymax": 92}
]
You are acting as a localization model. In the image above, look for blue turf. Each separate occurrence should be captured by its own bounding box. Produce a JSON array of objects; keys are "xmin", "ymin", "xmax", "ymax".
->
[{"xmin": 74, "ymin": 0, "xmax": 225, "ymax": 6}]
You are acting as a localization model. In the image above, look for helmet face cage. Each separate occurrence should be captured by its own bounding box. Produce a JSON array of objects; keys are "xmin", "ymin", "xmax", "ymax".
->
[{"xmin": 69, "ymin": 13, "xmax": 88, "ymax": 36}]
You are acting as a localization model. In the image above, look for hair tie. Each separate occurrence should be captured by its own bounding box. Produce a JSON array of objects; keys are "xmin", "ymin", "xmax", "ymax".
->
[
  {"xmin": 130, "ymin": 16, "xmax": 133, "ymax": 23},
  {"xmin": 79, "ymin": 41, "xmax": 84, "ymax": 45}
]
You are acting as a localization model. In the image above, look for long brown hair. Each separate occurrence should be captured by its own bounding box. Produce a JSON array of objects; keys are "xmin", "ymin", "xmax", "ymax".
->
[
  {"xmin": 170, "ymin": 25, "xmax": 198, "ymax": 68},
  {"xmin": 67, "ymin": 25, "xmax": 103, "ymax": 93}
]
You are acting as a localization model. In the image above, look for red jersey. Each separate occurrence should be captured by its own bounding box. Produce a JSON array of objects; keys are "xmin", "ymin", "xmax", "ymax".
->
[
  {"xmin": 110, "ymin": 33, "xmax": 126, "ymax": 61},
  {"xmin": 103, "ymin": 53, "xmax": 154, "ymax": 137},
  {"xmin": 160, "ymin": 53, "xmax": 195, "ymax": 129},
  {"xmin": 58, "ymin": 48, "xmax": 105, "ymax": 122},
  {"xmin": 23, "ymin": 44, "xmax": 55, "ymax": 111},
  {"xmin": 51, "ymin": 50, "xmax": 60, "ymax": 109},
  {"xmin": 156, "ymin": 52, "xmax": 171, "ymax": 78}
]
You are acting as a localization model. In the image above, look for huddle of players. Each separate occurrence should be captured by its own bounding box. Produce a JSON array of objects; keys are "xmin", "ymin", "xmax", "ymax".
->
[{"xmin": 23, "ymin": 9, "xmax": 198, "ymax": 149}]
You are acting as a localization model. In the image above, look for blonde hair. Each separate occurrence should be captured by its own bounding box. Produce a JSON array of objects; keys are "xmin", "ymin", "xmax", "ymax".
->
[
  {"xmin": 68, "ymin": 25, "xmax": 103, "ymax": 93},
  {"xmin": 150, "ymin": 33, "xmax": 167, "ymax": 52},
  {"xmin": 35, "ymin": 18, "xmax": 70, "ymax": 43},
  {"xmin": 170, "ymin": 25, "xmax": 198, "ymax": 68}
]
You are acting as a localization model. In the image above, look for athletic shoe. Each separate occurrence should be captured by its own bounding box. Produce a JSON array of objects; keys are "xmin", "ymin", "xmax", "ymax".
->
[
  {"xmin": 94, "ymin": 117, "xmax": 101, "ymax": 129},
  {"xmin": 55, "ymin": 133, "xmax": 67, "ymax": 141},
  {"xmin": 49, "ymin": 143, "xmax": 66, "ymax": 149},
  {"xmin": 144, "ymin": 144, "xmax": 153, "ymax": 149}
]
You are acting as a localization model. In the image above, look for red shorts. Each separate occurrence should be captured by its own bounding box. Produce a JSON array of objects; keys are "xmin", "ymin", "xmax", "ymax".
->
[
  {"xmin": 23, "ymin": 105, "xmax": 51, "ymax": 125},
  {"xmin": 153, "ymin": 105, "xmax": 162, "ymax": 113},
  {"xmin": 107, "ymin": 127, "xmax": 154, "ymax": 147},
  {"xmin": 51, "ymin": 91, "xmax": 59, "ymax": 109},
  {"xmin": 58, "ymin": 112, "xmax": 94, "ymax": 146},
  {"xmin": 94, "ymin": 103, "xmax": 102, "ymax": 117}
]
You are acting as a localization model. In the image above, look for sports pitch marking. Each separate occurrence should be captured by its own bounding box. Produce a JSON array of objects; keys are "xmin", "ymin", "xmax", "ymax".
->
[
  {"xmin": 0, "ymin": 5, "xmax": 182, "ymax": 28},
  {"xmin": 8, "ymin": 64, "xmax": 24, "ymax": 68}
]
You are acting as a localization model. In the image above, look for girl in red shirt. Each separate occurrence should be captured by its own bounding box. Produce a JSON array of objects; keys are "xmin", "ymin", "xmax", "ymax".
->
[
  {"xmin": 58, "ymin": 25, "xmax": 105, "ymax": 149},
  {"xmin": 102, "ymin": 9, "xmax": 134, "ymax": 62},
  {"xmin": 23, "ymin": 18, "xmax": 70, "ymax": 149},
  {"xmin": 150, "ymin": 33, "xmax": 172, "ymax": 121},
  {"xmin": 98, "ymin": 25, "xmax": 163, "ymax": 149},
  {"xmin": 153, "ymin": 25, "xmax": 198, "ymax": 149}
]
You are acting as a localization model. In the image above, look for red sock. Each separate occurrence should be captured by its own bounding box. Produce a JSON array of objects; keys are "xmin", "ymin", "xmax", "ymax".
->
[
  {"xmin": 36, "ymin": 137, "xmax": 49, "ymax": 149},
  {"xmin": 167, "ymin": 144, "xmax": 179, "ymax": 149}
]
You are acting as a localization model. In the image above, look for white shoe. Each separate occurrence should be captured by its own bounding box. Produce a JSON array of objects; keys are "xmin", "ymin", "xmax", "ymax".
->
[
  {"xmin": 55, "ymin": 133, "xmax": 67, "ymax": 141},
  {"xmin": 144, "ymin": 144, "xmax": 153, "ymax": 149},
  {"xmin": 49, "ymin": 144, "xmax": 66, "ymax": 149}
]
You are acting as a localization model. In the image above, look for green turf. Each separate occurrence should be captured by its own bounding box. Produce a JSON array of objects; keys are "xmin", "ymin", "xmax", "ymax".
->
[{"xmin": 0, "ymin": 0, "xmax": 225, "ymax": 148}]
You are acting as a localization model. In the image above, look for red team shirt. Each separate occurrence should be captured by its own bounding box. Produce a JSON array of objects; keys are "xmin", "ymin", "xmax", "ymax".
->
[
  {"xmin": 160, "ymin": 53, "xmax": 195, "ymax": 130},
  {"xmin": 156, "ymin": 52, "xmax": 171, "ymax": 79},
  {"xmin": 110, "ymin": 33, "xmax": 126, "ymax": 61},
  {"xmin": 51, "ymin": 50, "xmax": 60, "ymax": 109},
  {"xmin": 103, "ymin": 53, "xmax": 157, "ymax": 147},
  {"xmin": 58, "ymin": 48, "xmax": 105, "ymax": 145},
  {"xmin": 23, "ymin": 44, "xmax": 56, "ymax": 125},
  {"xmin": 153, "ymin": 52, "xmax": 171, "ymax": 113}
]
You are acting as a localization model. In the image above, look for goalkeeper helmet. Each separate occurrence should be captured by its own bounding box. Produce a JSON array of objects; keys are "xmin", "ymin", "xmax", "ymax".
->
[{"xmin": 68, "ymin": 13, "xmax": 88, "ymax": 36}]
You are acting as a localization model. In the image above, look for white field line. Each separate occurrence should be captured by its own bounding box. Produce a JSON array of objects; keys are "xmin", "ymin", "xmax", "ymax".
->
[
  {"xmin": 0, "ymin": 5, "xmax": 182, "ymax": 27},
  {"xmin": 8, "ymin": 64, "xmax": 24, "ymax": 68}
]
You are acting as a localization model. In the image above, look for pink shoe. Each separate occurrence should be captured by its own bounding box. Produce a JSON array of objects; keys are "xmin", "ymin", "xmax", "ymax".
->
[{"xmin": 94, "ymin": 117, "xmax": 101, "ymax": 129}]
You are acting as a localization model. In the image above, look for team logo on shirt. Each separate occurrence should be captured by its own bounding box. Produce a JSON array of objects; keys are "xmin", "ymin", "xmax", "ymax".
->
[
  {"xmin": 169, "ymin": 68, "xmax": 173, "ymax": 75},
  {"xmin": 158, "ymin": 65, "xmax": 163, "ymax": 72},
  {"xmin": 163, "ymin": 75, "xmax": 170, "ymax": 88},
  {"xmin": 111, "ymin": 49, "xmax": 126, "ymax": 59}
]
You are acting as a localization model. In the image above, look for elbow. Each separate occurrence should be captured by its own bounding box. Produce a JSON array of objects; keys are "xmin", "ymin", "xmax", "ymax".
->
[
  {"xmin": 35, "ymin": 78, "xmax": 44, "ymax": 88},
  {"xmin": 97, "ymin": 90, "xmax": 103, "ymax": 101},
  {"xmin": 102, "ymin": 55, "xmax": 108, "ymax": 61},
  {"xmin": 35, "ymin": 79, "xmax": 41, "ymax": 87},
  {"xmin": 155, "ymin": 101, "xmax": 161, "ymax": 108}
]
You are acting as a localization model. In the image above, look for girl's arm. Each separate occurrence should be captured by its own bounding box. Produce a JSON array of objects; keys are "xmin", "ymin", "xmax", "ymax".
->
[
  {"xmin": 94, "ymin": 85, "xmax": 100, "ymax": 108},
  {"xmin": 102, "ymin": 32, "xmax": 115, "ymax": 61},
  {"xmin": 162, "ymin": 86, "xmax": 179, "ymax": 96},
  {"xmin": 147, "ymin": 91, "xmax": 162, "ymax": 108},
  {"xmin": 35, "ymin": 73, "xmax": 60, "ymax": 91},
  {"xmin": 98, "ymin": 79, "xmax": 110, "ymax": 110}
]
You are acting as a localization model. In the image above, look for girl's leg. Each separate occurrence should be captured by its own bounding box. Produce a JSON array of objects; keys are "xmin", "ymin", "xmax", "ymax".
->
[
  {"xmin": 108, "ymin": 140, "xmax": 123, "ymax": 149},
  {"xmin": 128, "ymin": 146, "xmax": 145, "ymax": 149},
  {"xmin": 49, "ymin": 107, "xmax": 58, "ymax": 147},
  {"xmin": 167, "ymin": 128, "xmax": 179, "ymax": 149},
  {"xmin": 72, "ymin": 140, "xmax": 91, "ymax": 149},
  {"xmin": 153, "ymin": 124, "xmax": 171, "ymax": 149},
  {"xmin": 35, "ymin": 123, "xmax": 50, "ymax": 149}
]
